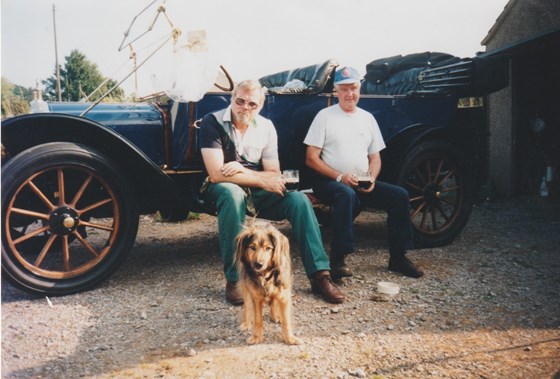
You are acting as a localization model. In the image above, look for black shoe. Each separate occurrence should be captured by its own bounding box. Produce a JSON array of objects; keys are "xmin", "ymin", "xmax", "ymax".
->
[
  {"xmin": 330, "ymin": 257, "xmax": 353, "ymax": 280},
  {"xmin": 388, "ymin": 256, "xmax": 424, "ymax": 278}
]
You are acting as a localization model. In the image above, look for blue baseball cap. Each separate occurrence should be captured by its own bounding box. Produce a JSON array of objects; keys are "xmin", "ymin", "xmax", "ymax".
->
[{"xmin": 334, "ymin": 66, "xmax": 361, "ymax": 85}]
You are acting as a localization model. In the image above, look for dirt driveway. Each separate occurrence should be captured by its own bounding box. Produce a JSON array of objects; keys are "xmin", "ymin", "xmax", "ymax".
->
[{"xmin": 2, "ymin": 196, "xmax": 560, "ymax": 378}]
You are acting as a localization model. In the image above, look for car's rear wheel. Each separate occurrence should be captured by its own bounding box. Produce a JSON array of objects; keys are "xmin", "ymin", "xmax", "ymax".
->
[
  {"xmin": 1, "ymin": 142, "xmax": 139, "ymax": 295},
  {"xmin": 396, "ymin": 140, "xmax": 474, "ymax": 247}
]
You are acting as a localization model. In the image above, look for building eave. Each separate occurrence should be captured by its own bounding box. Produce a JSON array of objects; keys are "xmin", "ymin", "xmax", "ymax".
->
[{"xmin": 481, "ymin": 0, "xmax": 519, "ymax": 46}]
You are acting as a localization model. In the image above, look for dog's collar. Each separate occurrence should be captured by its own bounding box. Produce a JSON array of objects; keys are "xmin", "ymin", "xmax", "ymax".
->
[
  {"xmin": 246, "ymin": 262, "xmax": 278, "ymax": 288},
  {"xmin": 252, "ymin": 264, "xmax": 275, "ymax": 281}
]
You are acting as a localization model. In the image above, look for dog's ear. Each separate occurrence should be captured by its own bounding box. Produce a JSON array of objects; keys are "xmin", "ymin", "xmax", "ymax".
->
[
  {"xmin": 235, "ymin": 227, "xmax": 253, "ymax": 268},
  {"xmin": 270, "ymin": 229, "xmax": 291, "ymax": 288}
]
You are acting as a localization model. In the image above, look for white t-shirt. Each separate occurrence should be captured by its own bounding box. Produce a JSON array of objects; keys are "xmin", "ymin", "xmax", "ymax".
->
[{"xmin": 304, "ymin": 104, "xmax": 386, "ymax": 174}]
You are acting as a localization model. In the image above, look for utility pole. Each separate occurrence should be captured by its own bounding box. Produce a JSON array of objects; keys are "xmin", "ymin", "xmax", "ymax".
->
[{"xmin": 53, "ymin": 4, "xmax": 62, "ymax": 101}]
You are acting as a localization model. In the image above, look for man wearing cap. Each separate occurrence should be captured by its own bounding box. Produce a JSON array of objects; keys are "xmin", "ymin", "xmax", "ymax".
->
[{"xmin": 304, "ymin": 66, "xmax": 424, "ymax": 279}]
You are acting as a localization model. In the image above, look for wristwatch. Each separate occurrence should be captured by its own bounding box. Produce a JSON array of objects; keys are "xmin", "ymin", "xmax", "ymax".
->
[{"xmin": 336, "ymin": 174, "xmax": 343, "ymax": 182}]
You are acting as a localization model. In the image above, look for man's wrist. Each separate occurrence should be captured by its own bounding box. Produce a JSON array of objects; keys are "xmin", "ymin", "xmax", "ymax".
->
[{"xmin": 336, "ymin": 173, "xmax": 343, "ymax": 182}]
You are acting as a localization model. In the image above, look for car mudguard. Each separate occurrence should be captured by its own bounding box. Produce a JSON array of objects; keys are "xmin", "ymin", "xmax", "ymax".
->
[
  {"xmin": 1, "ymin": 113, "xmax": 187, "ymax": 214},
  {"xmin": 381, "ymin": 122, "xmax": 474, "ymax": 183}
]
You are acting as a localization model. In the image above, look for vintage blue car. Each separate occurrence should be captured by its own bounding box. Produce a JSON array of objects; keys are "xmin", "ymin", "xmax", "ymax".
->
[{"xmin": 1, "ymin": 54, "xmax": 507, "ymax": 295}]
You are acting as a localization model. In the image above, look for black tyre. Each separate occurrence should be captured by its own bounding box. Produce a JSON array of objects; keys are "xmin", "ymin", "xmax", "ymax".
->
[
  {"xmin": 396, "ymin": 140, "xmax": 474, "ymax": 248},
  {"xmin": 1, "ymin": 142, "xmax": 139, "ymax": 295},
  {"xmin": 158, "ymin": 207, "xmax": 189, "ymax": 222}
]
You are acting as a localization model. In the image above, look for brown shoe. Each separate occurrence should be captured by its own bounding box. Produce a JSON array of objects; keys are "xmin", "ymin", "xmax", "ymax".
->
[
  {"xmin": 225, "ymin": 281, "xmax": 243, "ymax": 306},
  {"xmin": 310, "ymin": 271, "xmax": 345, "ymax": 303}
]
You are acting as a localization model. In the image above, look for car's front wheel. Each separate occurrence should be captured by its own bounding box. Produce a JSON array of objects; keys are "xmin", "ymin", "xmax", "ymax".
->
[{"xmin": 1, "ymin": 142, "xmax": 139, "ymax": 295}]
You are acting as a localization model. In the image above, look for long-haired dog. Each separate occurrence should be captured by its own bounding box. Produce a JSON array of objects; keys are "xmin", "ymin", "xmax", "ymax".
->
[{"xmin": 235, "ymin": 221, "xmax": 301, "ymax": 345}]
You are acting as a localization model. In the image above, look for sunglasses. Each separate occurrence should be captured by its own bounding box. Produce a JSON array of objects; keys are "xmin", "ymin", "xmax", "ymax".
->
[{"xmin": 234, "ymin": 97, "xmax": 259, "ymax": 109}]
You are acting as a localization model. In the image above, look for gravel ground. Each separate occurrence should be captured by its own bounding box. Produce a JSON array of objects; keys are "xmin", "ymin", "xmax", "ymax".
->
[{"xmin": 2, "ymin": 196, "xmax": 560, "ymax": 379}]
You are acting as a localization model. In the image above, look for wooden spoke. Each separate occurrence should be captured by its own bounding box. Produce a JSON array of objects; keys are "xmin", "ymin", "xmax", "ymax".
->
[
  {"xmin": 13, "ymin": 225, "xmax": 50, "ymax": 245},
  {"xmin": 10, "ymin": 207, "xmax": 50, "ymax": 220},
  {"xmin": 73, "ymin": 231, "xmax": 100, "ymax": 258},
  {"xmin": 78, "ymin": 198, "xmax": 113, "ymax": 215},
  {"xmin": 57, "ymin": 169, "xmax": 65, "ymax": 204},
  {"xmin": 430, "ymin": 205, "xmax": 438, "ymax": 231},
  {"xmin": 79, "ymin": 220, "xmax": 115, "ymax": 232},
  {"xmin": 441, "ymin": 185, "xmax": 460, "ymax": 192},
  {"xmin": 434, "ymin": 159, "xmax": 444, "ymax": 180},
  {"xmin": 420, "ymin": 206, "xmax": 429, "ymax": 230},
  {"xmin": 438, "ymin": 169, "xmax": 455, "ymax": 185},
  {"xmin": 62, "ymin": 235, "xmax": 70, "ymax": 272},
  {"xmin": 27, "ymin": 180, "xmax": 55, "ymax": 210},
  {"xmin": 70, "ymin": 174, "xmax": 93, "ymax": 207},
  {"xmin": 34, "ymin": 234, "xmax": 58, "ymax": 267},
  {"xmin": 426, "ymin": 160, "xmax": 433, "ymax": 182},
  {"xmin": 440, "ymin": 197, "xmax": 456, "ymax": 206},
  {"xmin": 406, "ymin": 182, "xmax": 424, "ymax": 192},
  {"xmin": 435, "ymin": 203, "xmax": 451, "ymax": 223},
  {"xmin": 411, "ymin": 202, "xmax": 427, "ymax": 219}
]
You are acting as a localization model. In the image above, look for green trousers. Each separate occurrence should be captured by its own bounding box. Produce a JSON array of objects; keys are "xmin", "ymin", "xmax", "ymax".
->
[{"xmin": 203, "ymin": 182, "xmax": 330, "ymax": 281}]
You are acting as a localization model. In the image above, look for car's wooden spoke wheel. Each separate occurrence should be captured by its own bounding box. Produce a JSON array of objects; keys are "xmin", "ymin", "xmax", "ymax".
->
[
  {"xmin": 406, "ymin": 156, "xmax": 463, "ymax": 236},
  {"xmin": 397, "ymin": 141, "xmax": 474, "ymax": 247},
  {"xmin": 2, "ymin": 142, "xmax": 138, "ymax": 295},
  {"xmin": 5, "ymin": 166, "xmax": 120, "ymax": 279}
]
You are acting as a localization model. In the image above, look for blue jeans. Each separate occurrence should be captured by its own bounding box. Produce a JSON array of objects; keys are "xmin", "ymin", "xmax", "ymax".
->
[
  {"xmin": 312, "ymin": 177, "xmax": 414, "ymax": 260},
  {"xmin": 203, "ymin": 182, "xmax": 330, "ymax": 281}
]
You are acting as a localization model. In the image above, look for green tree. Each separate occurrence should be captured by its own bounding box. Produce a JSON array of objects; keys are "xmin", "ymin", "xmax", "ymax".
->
[
  {"xmin": 43, "ymin": 49, "xmax": 124, "ymax": 102},
  {"xmin": 1, "ymin": 77, "xmax": 32, "ymax": 118}
]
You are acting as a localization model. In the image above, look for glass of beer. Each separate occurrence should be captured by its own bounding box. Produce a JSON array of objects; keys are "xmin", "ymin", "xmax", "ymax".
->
[
  {"xmin": 357, "ymin": 170, "xmax": 372, "ymax": 189},
  {"xmin": 282, "ymin": 170, "xmax": 299, "ymax": 192}
]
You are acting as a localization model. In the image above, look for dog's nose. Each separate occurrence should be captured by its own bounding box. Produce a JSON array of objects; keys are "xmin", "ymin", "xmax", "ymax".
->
[{"xmin": 253, "ymin": 262, "xmax": 263, "ymax": 270}]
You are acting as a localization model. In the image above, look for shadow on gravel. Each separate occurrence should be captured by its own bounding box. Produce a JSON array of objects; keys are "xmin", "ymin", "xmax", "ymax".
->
[{"xmin": 1, "ymin": 281, "xmax": 43, "ymax": 303}]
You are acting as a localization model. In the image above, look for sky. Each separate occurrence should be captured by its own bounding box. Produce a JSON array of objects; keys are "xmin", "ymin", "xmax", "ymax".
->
[{"xmin": 1, "ymin": 0, "xmax": 510, "ymax": 97}]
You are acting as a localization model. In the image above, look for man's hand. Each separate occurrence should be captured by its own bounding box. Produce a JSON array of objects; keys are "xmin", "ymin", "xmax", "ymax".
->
[
  {"xmin": 221, "ymin": 161, "xmax": 245, "ymax": 177},
  {"xmin": 356, "ymin": 180, "xmax": 376, "ymax": 193},
  {"xmin": 202, "ymin": 148, "xmax": 283, "ymax": 193},
  {"xmin": 261, "ymin": 175, "xmax": 286, "ymax": 196},
  {"xmin": 354, "ymin": 172, "xmax": 375, "ymax": 193},
  {"xmin": 341, "ymin": 173, "xmax": 359, "ymax": 187}
]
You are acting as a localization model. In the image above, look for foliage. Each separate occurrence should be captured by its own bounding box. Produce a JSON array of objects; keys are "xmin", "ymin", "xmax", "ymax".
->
[
  {"xmin": 1, "ymin": 77, "xmax": 32, "ymax": 118},
  {"xmin": 43, "ymin": 49, "xmax": 124, "ymax": 102}
]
